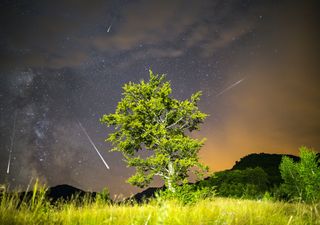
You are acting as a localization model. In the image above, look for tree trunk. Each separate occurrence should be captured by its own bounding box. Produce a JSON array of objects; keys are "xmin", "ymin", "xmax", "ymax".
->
[{"xmin": 167, "ymin": 161, "xmax": 175, "ymax": 192}]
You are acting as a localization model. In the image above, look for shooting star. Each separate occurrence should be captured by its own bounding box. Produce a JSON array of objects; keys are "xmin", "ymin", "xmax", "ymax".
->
[
  {"xmin": 6, "ymin": 148, "xmax": 12, "ymax": 174},
  {"xmin": 106, "ymin": 23, "xmax": 112, "ymax": 33},
  {"xmin": 216, "ymin": 78, "xmax": 245, "ymax": 97},
  {"xmin": 78, "ymin": 121, "xmax": 110, "ymax": 170},
  {"xmin": 7, "ymin": 111, "xmax": 17, "ymax": 174}
]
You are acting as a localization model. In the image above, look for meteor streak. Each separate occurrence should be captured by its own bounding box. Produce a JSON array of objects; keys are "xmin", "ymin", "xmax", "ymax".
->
[
  {"xmin": 78, "ymin": 121, "xmax": 110, "ymax": 170},
  {"xmin": 6, "ymin": 148, "xmax": 12, "ymax": 174},
  {"xmin": 216, "ymin": 78, "xmax": 245, "ymax": 96},
  {"xmin": 7, "ymin": 111, "xmax": 17, "ymax": 174},
  {"xmin": 106, "ymin": 23, "xmax": 112, "ymax": 33}
]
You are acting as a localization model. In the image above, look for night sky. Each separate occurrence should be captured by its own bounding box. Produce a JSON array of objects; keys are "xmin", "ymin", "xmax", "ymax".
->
[{"xmin": 0, "ymin": 0, "xmax": 319, "ymax": 197}]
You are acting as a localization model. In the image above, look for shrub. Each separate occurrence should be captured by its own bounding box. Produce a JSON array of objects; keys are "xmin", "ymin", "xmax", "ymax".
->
[
  {"xmin": 155, "ymin": 183, "xmax": 215, "ymax": 204},
  {"xmin": 280, "ymin": 146, "xmax": 320, "ymax": 203},
  {"xmin": 206, "ymin": 167, "xmax": 269, "ymax": 199},
  {"xmin": 95, "ymin": 188, "xmax": 111, "ymax": 204}
]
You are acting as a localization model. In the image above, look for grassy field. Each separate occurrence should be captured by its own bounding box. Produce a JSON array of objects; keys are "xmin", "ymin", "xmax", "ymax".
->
[{"xmin": 1, "ymin": 186, "xmax": 319, "ymax": 225}]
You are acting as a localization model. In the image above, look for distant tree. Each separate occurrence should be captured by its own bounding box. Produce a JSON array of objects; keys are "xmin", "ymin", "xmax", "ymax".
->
[
  {"xmin": 101, "ymin": 70, "xmax": 208, "ymax": 192},
  {"xmin": 207, "ymin": 167, "xmax": 269, "ymax": 198},
  {"xmin": 232, "ymin": 153, "xmax": 299, "ymax": 187},
  {"xmin": 280, "ymin": 146, "xmax": 320, "ymax": 202}
]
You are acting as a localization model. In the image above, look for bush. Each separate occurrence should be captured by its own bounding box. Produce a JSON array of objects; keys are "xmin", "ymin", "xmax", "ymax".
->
[
  {"xmin": 280, "ymin": 146, "xmax": 320, "ymax": 203},
  {"xmin": 95, "ymin": 188, "xmax": 111, "ymax": 204},
  {"xmin": 155, "ymin": 183, "xmax": 215, "ymax": 204},
  {"xmin": 206, "ymin": 167, "xmax": 269, "ymax": 199}
]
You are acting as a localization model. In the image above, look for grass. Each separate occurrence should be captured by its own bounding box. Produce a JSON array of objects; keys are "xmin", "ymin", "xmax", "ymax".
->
[{"xmin": 0, "ymin": 185, "xmax": 319, "ymax": 225}]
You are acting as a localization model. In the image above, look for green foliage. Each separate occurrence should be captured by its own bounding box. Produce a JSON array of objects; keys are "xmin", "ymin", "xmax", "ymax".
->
[
  {"xmin": 232, "ymin": 153, "xmax": 299, "ymax": 187},
  {"xmin": 95, "ymin": 188, "xmax": 111, "ymax": 204},
  {"xmin": 0, "ymin": 180, "xmax": 52, "ymax": 224},
  {"xmin": 280, "ymin": 146, "xmax": 320, "ymax": 203},
  {"xmin": 101, "ymin": 70, "xmax": 208, "ymax": 191},
  {"xmin": 155, "ymin": 183, "xmax": 215, "ymax": 204},
  {"xmin": 1, "ymin": 186, "xmax": 319, "ymax": 225},
  {"xmin": 206, "ymin": 167, "xmax": 269, "ymax": 198}
]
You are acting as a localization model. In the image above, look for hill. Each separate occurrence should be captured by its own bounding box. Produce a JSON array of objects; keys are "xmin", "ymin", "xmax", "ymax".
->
[
  {"xmin": 7, "ymin": 184, "xmax": 101, "ymax": 205},
  {"xmin": 231, "ymin": 153, "xmax": 299, "ymax": 186},
  {"xmin": 46, "ymin": 184, "xmax": 96, "ymax": 202},
  {"xmin": 127, "ymin": 186, "xmax": 165, "ymax": 203}
]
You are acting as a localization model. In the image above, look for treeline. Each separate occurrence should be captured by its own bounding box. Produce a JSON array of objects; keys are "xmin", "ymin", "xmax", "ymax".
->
[
  {"xmin": 152, "ymin": 146, "xmax": 320, "ymax": 204},
  {"xmin": 199, "ymin": 153, "xmax": 300, "ymax": 199}
]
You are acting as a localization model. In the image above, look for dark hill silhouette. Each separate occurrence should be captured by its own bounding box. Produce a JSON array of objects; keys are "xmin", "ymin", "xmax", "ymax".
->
[
  {"xmin": 127, "ymin": 186, "xmax": 165, "ymax": 203},
  {"xmin": 231, "ymin": 153, "xmax": 299, "ymax": 186},
  {"xmin": 47, "ymin": 184, "xmax": 96, "ymax": 202},
  {"xmin": 10, "ymin": 184, "xmax": 102, "ymax": 205}
]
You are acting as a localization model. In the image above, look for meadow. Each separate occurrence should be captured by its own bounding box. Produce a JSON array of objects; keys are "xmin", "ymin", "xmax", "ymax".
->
[
  {"xmin": 1, "ymin": 148, "xmax": 319, "ymax": 225},
  {"xmin": 0, "ymin": 186, "xmax": 319, "ymax": 225}
]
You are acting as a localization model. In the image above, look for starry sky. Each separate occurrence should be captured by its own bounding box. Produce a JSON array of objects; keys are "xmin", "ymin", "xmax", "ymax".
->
[{"xmin": 0, "ymin": 0, "xmax": 319, "ymax": 197}]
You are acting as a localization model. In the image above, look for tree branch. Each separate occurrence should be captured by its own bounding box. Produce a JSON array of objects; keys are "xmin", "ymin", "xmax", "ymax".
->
[{"xmin": 166, "ymin": 116, "xmax": 184, "ymax": 129}]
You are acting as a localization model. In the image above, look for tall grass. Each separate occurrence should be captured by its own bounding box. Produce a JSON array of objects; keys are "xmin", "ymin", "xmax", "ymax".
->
[{"xmin": 0, "ymin": 184, "xmax": 319, "ymax": 225}]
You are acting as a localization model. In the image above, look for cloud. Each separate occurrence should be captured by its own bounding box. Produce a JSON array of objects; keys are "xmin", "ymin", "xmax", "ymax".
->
[
  {"xmin": 0, "ymin": 0, "xmax": 273, "ymax": 70},
  {"xmin": 90, "ymin": 0, "xmax": 270, "ymax": 61},
  {"xmin": 91, "ymin": 0, "xmax": 202, "ymax": 51}
]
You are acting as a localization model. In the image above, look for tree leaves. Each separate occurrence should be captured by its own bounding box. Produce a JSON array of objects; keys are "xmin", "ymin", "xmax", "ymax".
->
[
  {"xmin": 101, "ymin": 70, "xmax": 208, "ymax": 190},
  {"xmin": 280, "ymin": 146, "xmax": 320, "ymax": 202}
]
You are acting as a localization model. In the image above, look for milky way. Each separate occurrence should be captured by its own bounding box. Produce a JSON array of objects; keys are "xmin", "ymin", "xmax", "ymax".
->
[{"xmin": 0, "ymin": 0, "xmax": 319, "ymax": 196}]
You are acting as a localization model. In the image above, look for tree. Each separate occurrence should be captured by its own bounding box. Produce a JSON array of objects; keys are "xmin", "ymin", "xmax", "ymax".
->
[
  {"xmin": 100, "ymin": 70, "xmax": 208, "ymax": 192},
  {"xmin": 279, "ymin": 146, "xmax": 320, "ymax": 202},
  {"xmin": 207, "ymin": 167, "xmax": 269, "ymax": 198}
]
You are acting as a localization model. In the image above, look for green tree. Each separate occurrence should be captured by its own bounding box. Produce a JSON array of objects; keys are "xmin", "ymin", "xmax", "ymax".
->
[
  {"xmin": 206, "ymin": 167, "xmax": 269, "ymax": 198},
  {"xmin": 101, "ymin": 70, "xmax": 208, "ymax": 192},
  {"xmin": 280, "ymin": 146, "xmax": 320, "ymax": 202}
]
